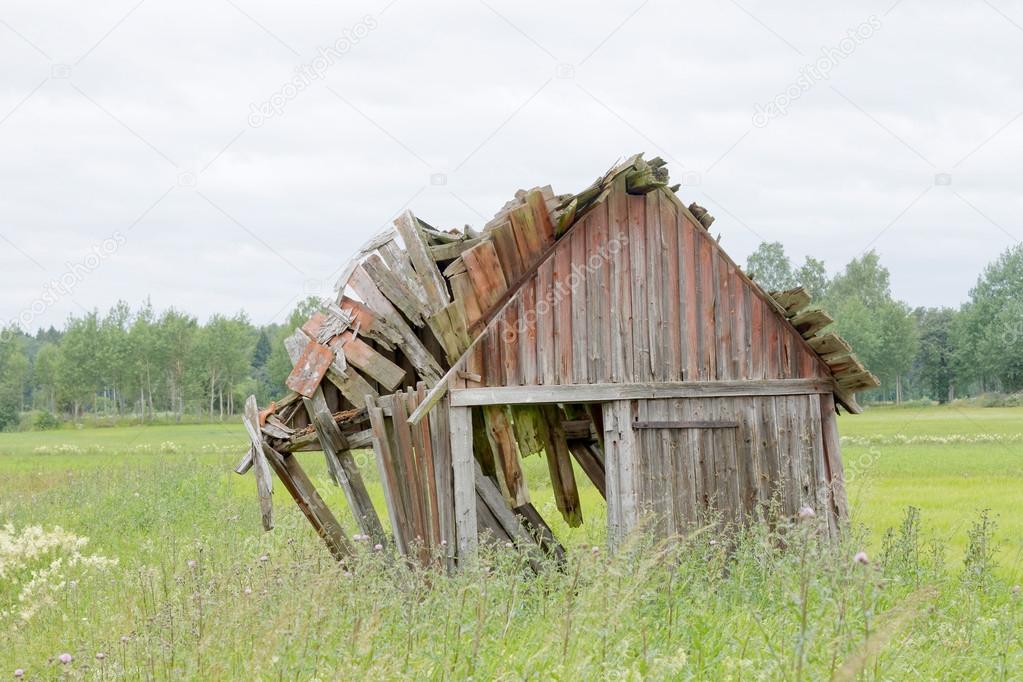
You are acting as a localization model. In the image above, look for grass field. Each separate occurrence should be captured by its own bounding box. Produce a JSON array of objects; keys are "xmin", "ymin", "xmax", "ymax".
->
[{"xmin": 0, "ymin": 405, "xmax": 1020, "ymax": 679}]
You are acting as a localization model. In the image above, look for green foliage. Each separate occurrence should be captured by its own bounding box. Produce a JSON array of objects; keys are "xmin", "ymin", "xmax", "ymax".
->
[
  {"xmin": 0, "ymin": 327, "xmax": 29, "ymax": 431},
  {"xmin": 31, "ymin": 410, "xmax": 61, "ymax": 431},
  {"xmin": 746, "ymin": 241, "xmax": 795, "ymax": 291}
]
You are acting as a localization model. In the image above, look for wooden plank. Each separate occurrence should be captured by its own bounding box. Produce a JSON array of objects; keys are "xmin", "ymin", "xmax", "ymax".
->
[
  {"xmin": 608, "ymin": 175, "xmax": 632, "ymax": 382},
  {"xmin": 791, "ymin": 308, "xmax": 833, "ymax": 339},
  {"xmin": 631, "ymin": 420, "xmax": 739, "ymax": 429},
  {"xmin": 570, "ymin": 225, "xmax": 589, "ymax": 383},
  {"xmin": 518, "ymin": 273, "xmax": 538, "ymax": 385},
  {"xmin": 698, "ymin": 233, "xmax": 717, "ymax": 380},
  {"xmin": 338, "ymin": 333, "xmax": 406, "ymax": 390},
  {"xmin": 337, "ymin": 296, "xmax": 401, "ymax": 349},
  {"xmin": 627, "ymin": 193, "xmax": 649, "ymax": 381},
  {"xmin": 509, "ymin": 204, "xmax": 544, "ymax": 266},
  {"xmin": 429, "ymin": 237, "xmax": 484, "ymax": 261},
  {"xmin": 449, "ymin": 379, "xmax": 834, "ymax": 406},
  {"xmin": 539, "ymin": 405, "xmax": 583, "ymax": 527},
  {"xmin": 389, "ymin": 394, "xmax": 429, "ymax": 560},
  {"xmin": 361, "ymin": 253, "xmax": 427, "ymax": 326},
  {"xmin": 770, "ymin": 287, "xmax": 812, "ymax": 317},
  {"xmin": 461, "ymin": 240, "xmax": 508, "ymax": 316},
  {"xmin": 589, "ymin": 200, "xmax": 612, "ymax": 383},
  {"xmin": 260, "ymin": 443, "xmax": 353, "ymax": 562},
  {"xmin": 483, "ymin": 405, "xmax": 530, "ymax": 507},
  {"xmin": 449, "ymin": 271, "xmax": 483, "ymax": 328},
  {"xmin": 489, "ymin": 220, "xmax": 526, "ymax": 283},
  {"xmin": 568, "ymin": 442, "xmax": 606, "ymax": 499},
  {"xmin": 525, "ymin": 189, "xmax": 555, "ymax": 245},
  {"xmin": 449, "ymin": 406, "xmax": 477, "ymax": 564},
  {"xmin": 285, "ymin": 340, "xmax": 334, "ymax": 398},
  {"xmin": 659, "ymin": 191, "xmax": 683, "ymax": 381},
  {"xmin": 536, "ymin": 257, "xmax": 556, "ymax": 385},
  {"xmin": 553, "ymin": 239, "xmax": 573, "ymax": 383},
  {"xmin": 428, "ymin": 393, "xmax": 456, "ymax": 573},
  {"xmin": 378, "ymin": 237, "xmax": 429, "ymax": 306},
  {"xmin": 500, "ymin": 295, "xmax": 521, "ymax": 385},
  {"xmin": 304, "ymin": 386, "xmax": 385, "ymax": 542},
  {"xmin": 513, "ymin": 502, "xmax": 565, "ymax": 565},
  {"xmin": 679, "ymin": 210, "xmax": 699, "ymax": 380},
  {"xmin": 394, "ymin": 210, "xmax": 450, "ymax": 314},
  {"xmin": 242, "ymin": 396, "xmax": 274, "ymax": 531},
  {"xmin": 366, "ymin": 395, "xmax": 410, "ymax": 558},
  {"xmin": 645, "ymin": 192, "xmax": 664, "ymax": 381},
  {"xmin": 347, "ymin": 265, "xmax": 444, "ymax": 385}
]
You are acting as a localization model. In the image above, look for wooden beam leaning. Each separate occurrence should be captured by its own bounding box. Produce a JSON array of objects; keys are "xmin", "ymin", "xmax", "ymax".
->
[
  {"xmin": 449, "ymin": 379, "xmax": 834, "ymax": 406},
  {"xmin": 304, "ymin": 386, "xmax": 385, "ymax": 543},
  {"xmin": 242, "ymin": 396, "xmax": 274, "ymax": 530},
  {"xmin": 261, "ymin": 442, "xmax": 354, "ymax": 562},
  {"xmin": 366, "ymin": 395, "xmax": 410, "ymax": 558},
  {"xmin": 448, "ymin": 405, "xmax": 477, "ymax": 564}
]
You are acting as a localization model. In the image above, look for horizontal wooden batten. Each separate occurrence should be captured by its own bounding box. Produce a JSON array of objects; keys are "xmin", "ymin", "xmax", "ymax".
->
[
  {"xmin": 632, "ymin": 420, "xmax": 738, "ymax": 430},
  {"xmin": 449, "ymin": 379, "xmax": 834, "ymax": 407}
]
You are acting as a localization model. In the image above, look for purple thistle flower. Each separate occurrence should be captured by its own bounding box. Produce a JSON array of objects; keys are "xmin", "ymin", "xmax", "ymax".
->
[
  {"xmin": 186, "ymin": 560, "xmax": 197, "ymax": 569},
  {"xmin": 854, "ymin": 551, "xmax": 870, "ymax": 565},
  {"xmin": 373, "ymin": 543, "xmax": 383, "ymax": 552},
  {"xmin": 95, "ymin": 653, "xmax": 105, "ymax": 661},
  {"xmin": 14, "ymin": 669, "xmax": 24, "ymax": 678},
  {"xmin": 797, "ymin": 506, "xmax": 815, "ymax": 521},
  {"xmin": 58, "ymin": 653, "xmax": 72, "ymax": 665}
]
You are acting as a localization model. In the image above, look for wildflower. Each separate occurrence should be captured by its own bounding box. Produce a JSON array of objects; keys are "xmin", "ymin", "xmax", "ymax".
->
[
  {"xmin": 854, "ymin": 551, "xmax": 870, "ymax": 565},
  {"xmin": 504, "ymin": 542, "xmax": 514, "ymax": 549},
  {"xmin": 186, "ymin": 560, "xmax": 197, "ymax": 569},
  {"xmin": 373, "ymin": 544, "xmax": 383, "ymax": 552},
  {"xmin": 1012, "ymin": 585, "xmax": 1020, "ymax": 595},
  {"xmin": 95, "ymin": 653, "xmax": 105, "ymax": 661},
  {"xmin": 120, "ymin": 636, "xmax": 130, "ymax": 643},
  {"xmin": 58, "ymin": 653, "xmax": 72, "ymax": 664},
  {"xmin": 258, "ymin": 554, "xmax": 269, "ymax": 563},
  {"xmin": 440, "ymin": 540, "xmax": 447, "ymax": 547},
  {"xmin": 243, "ymin": 587, "xmax": 252, "ymax": 595},
  {"xmin": 14, "ymin": 670, "xmax": 24, "ymax": 678},
  {"xmin": 797, "ymin": 506, "xmax": 815, "ymax": 521},
  {"xmin": 591, "ymin": 546, "xmax": 600, "ymax": 555}
]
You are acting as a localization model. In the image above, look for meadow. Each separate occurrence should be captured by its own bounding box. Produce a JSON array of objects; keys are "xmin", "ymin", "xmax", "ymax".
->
[{"xmin": 0, "ymin": 405, "xmax": 1020, "ymax": 679}]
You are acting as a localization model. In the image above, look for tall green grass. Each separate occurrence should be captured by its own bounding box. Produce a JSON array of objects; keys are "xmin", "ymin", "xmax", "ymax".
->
[{"xmin": 0, "ymin": 405, "xmax": 1020, "ymax": 678}]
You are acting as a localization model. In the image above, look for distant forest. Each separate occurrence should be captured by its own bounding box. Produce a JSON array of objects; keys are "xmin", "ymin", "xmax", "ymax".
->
[{"xmin": 0, "ymin": 243, "xmax": 1020, "ymax": 430}]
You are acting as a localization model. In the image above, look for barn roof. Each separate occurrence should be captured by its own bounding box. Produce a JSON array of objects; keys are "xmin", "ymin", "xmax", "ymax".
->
[{"xmin": 283, "ymin": 153, "xmax": 877, "ymax": 421}]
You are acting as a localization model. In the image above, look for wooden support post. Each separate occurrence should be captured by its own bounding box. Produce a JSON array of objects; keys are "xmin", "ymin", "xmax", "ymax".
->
[
  {"xmin": 449, "ymin": 405, "xmax": 477, "ymax": 565},
  {"xmin": 366, "ymin": 395, "xmax": 410, "ymax": 559},
  {"xmin": 603, "ymin": 400, "xmax": 638, "ymax": 551}
]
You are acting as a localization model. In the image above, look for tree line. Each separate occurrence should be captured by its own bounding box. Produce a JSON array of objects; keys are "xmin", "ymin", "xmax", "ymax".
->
[
  {"xmin": 0, "ymin": 244, "xmax": 1020, "ymax": 429},
  {"xmin": 746, "ymin": 242, "xmax": 1023, "ymax": 403}
]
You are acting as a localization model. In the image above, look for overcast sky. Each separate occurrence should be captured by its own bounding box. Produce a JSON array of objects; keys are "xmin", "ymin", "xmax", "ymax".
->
[{"xmin": 1, "ymin": 0, "xmax": 1021, "ymax": 332}]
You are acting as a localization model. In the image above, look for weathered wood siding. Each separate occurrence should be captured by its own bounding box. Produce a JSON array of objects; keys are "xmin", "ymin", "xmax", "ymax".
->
[
  {"xmin": 466, "ymin": 185, "xmax": 829, "ymax": 387},
  {"xmin": 606, "ymin": 393, "xmax": 834, "ymax": 543}
]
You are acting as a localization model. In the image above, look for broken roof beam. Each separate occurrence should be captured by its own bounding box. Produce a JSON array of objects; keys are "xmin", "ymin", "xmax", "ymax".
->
[{"xmin": 771, "ymin": 287, "xmax": 812, "ymax": 318}]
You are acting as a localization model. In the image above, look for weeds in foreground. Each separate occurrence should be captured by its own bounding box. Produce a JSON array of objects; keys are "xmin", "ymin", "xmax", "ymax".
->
[{"xmin": 1, "ymin": 500, "xmax": 1020, "ymax": 680}]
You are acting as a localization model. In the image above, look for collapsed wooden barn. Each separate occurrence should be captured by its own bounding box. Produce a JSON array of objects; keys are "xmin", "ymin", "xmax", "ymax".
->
[{"xmin": 236, "ymin": 154, "xmax": 879, "ymax": 567}]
